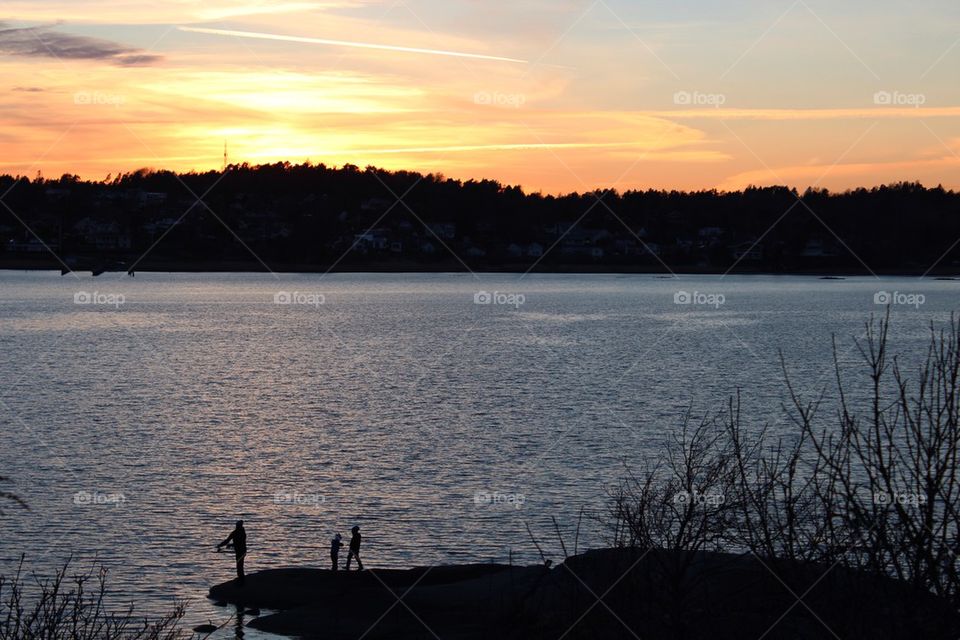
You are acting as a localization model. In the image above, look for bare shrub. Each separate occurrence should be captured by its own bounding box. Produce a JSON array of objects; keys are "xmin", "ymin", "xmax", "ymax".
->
[
  {"xmin": 0, "ymin": 558, "xmax": 186, "ymax": 640},
  {"xmin": 608, "ymin": 311, "xmax": 960, "ymax": 628}
]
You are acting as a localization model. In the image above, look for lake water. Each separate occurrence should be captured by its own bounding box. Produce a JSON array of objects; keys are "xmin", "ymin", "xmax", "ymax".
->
[{"xmin": 0, "ymin": 271, "xmax": 957, "ymax": 636}]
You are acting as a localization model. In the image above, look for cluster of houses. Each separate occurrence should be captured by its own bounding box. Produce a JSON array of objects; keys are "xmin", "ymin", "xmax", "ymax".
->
[
  {"xmin": 343, "ymin": 213, "xmax": 843, "ymax": 264},
  {"xmin": 2, "ymin": 187, "xmax": 846, "ymax": 266},
  {"xmin": 346, "ymin": 220, "xmax": 661, "ymax": 261}
]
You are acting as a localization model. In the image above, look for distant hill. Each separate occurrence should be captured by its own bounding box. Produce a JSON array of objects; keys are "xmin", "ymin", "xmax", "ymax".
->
[{"xmin": 1, "ymin": 164, "xmax": 958, "ymax": 274}]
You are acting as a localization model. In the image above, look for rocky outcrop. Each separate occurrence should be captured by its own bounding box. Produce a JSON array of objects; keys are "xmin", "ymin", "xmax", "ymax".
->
[{"xmin": 208, "ymin": 549, "xmax": 960, "ymax": 639}]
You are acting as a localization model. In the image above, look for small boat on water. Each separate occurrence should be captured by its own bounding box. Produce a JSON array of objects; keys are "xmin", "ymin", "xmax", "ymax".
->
[{"xmin": 59, "ymin": 255, "xmax": 135, "ymax": 276}]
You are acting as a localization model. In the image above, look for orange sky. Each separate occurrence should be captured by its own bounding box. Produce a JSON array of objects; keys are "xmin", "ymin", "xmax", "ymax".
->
[{"xmin": 1, "ymin": 0, "xmax": 959, "ymax": 193}]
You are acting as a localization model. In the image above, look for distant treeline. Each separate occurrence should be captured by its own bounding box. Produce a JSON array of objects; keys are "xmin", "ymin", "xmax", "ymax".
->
[{"xmin": 1, "ymin": 163, "xmax": 958, "ymax": 273}]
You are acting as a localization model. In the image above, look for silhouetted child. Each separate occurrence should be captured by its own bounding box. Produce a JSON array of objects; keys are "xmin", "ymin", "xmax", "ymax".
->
[
  {"xmin": 346, "ymin": 525, "xmax": 363, "ymax": 570},
  {"xmin": 330, "ymin": 533, "xmax": 343, "ymax": 571},
  {"xmin": 217, "ymin": 520, "xmax": 247, "ymax": 584}
]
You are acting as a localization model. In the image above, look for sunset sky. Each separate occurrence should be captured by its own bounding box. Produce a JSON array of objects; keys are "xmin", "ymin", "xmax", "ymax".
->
[{"xmin": 2, "ymin": 0, "xmax": 958, "ymax": 194}]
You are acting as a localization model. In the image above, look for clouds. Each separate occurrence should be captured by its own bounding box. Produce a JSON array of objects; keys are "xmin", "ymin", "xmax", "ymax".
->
[
  {"xmin": 0, "ymin": 22, "xmax": 161, "ymax": 65},
  {"xmin": 0, "ymin": 2, "xmax": 957, "ymax": 192},
  {"xmin": 177, "ymin": 26, "xmax": 529, "ymax": 64},
  {"xmin": 0, "ymin": 1, "xmax": 361, "ymax": 23}
]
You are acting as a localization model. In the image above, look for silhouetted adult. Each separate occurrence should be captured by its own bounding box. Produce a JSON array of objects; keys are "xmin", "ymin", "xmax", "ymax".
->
[
  {"xmin": 346, "ymin": 525, "xmax": 363, "ymax": 570},
  {"xmin": 330, "ymin": 533, "xmax": 343, "ymax": 571},
  {"xmin": 217, "ymin": 520, "xmax": 247, "ymax": 584}
]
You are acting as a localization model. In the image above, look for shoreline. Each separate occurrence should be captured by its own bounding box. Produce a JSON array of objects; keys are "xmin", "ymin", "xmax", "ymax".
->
[
  {"xmin": 1, "ymin": 258, "xmax": 959, "ymax": 278},
  {"xmin": 206, "ymin": 548, "xmax": 960, "ymax": 639}
]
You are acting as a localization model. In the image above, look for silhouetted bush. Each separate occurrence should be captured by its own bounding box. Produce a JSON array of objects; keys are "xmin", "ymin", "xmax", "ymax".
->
[
  {"xmin": 607, "ymin": 311, "xmax": 960, "ymax": 636},
  {"xmin": 0, "ymin": 558, "xmax": 185, "ymax": 640}
]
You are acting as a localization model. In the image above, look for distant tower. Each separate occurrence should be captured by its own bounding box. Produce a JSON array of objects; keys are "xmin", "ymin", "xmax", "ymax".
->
[{"xmin": 222, "ymin": 140, "xmax": 228, "ymax": 171}]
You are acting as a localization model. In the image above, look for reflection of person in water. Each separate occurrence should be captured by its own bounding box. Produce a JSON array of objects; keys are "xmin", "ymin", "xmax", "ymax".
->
[
  {"xmin": 330, "ymin": 533, "xmax": 343, "ymax": 571},
  {"xmin": 235, "ymin": 604, "xmax": 246, "ymax": 640},
  {"xmin": 346, "ymin": 525, "xmax": 363, "ymax": 570},
  {"xmin": 217, "ymin": 520, "xmax": 248, "ymax": 584}
]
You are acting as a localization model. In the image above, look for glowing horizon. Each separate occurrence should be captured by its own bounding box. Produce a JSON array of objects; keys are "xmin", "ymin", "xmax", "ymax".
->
[{"xmin": 1, "ymin": 1, "xmax": 958, "ymax": 194}]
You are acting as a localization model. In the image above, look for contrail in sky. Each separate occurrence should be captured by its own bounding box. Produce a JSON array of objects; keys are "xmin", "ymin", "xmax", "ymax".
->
[{"xmin": 178, "ymin": 26, "xmax": 529, "ymax": 64}]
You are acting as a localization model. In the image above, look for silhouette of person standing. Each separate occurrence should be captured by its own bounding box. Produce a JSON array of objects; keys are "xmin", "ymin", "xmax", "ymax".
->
[
  {"xmin": 330, "ymin": 533, "xmax": 343, "ymax": 571},
  {"xmin": 345, "ymin": 525, "xmax": 363, "ymax": 570},
  {"xmin": 217, "ymin": 520, "xmax": 247, "ymax": 584}
]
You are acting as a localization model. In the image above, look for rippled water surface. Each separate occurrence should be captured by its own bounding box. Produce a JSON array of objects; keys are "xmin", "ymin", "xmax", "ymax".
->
[{"xmin": 1, "ymin": 271, "xmax": 957, "ymax": 635}]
